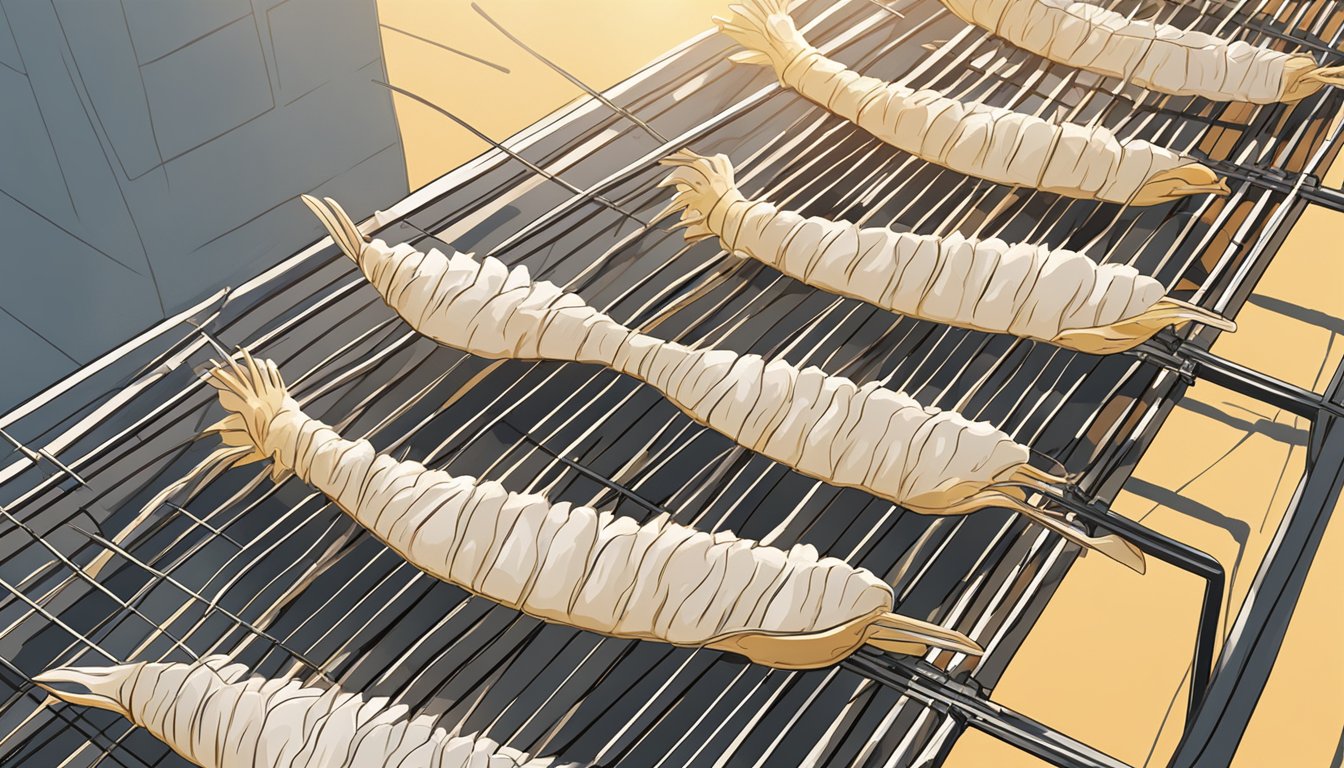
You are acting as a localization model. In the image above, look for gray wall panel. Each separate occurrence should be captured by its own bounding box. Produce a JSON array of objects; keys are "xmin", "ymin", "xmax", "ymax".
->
[{"xmin": 0, "ymin": 0, "xmax": 408, "ymax": 414}]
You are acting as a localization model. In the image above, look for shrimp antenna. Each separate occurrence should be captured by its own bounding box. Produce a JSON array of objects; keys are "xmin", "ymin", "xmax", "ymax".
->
[
  {"xmin": 300, "ymin": 195, "xmax": 365, "ymax": 262},
  {"xmin": 370, "ymin": 79, "xmax": 648, "ymax": 227},
  {"xmin": 470, "ymin": 2, "xmax": 668, "ymax": 143}
]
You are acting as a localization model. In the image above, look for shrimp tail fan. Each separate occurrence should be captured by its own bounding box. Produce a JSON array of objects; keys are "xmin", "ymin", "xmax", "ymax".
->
[
  {"xmin": 1050, "ymin": 298, "xmax": 1237, "ymax": 354},
  {"xmin": 707, "ymin": 607, "xmax": 983, "ymax": 668},
  {"xmin": 1304, "ymin": 64, "xmax": 1344, "ymax": 90},
  {"xmin": 866, "ymin": 613, "xmax": 984, "ymax": 657},
  {"xmin": 656, "ymin": 149, "xmax": 741, "ymax": 244},
  {"xmin": 1300, "ymin": 64, "xmax": 1344, "ymax": 96},
  {"xmin": 1131, "ymin": 164, "xmax": 1230, "ymax": 206},
  {"xmin": 1282, "ymin": 63, "xmax": 1344, "ymax": 101},
  {"xmin": 34, "ymin": 661, "xmax": 142, "ymax": 718},
  {"xmin": 201, "ymin": 350, "xmax": 292, "ymax": 483},
  {"xmin": 83, "ymin": 355, "xmax": 284, "ymax": 579},
  {"xmin": 713, "ymin": 0, "xmax": 798, "ymax": 79},
  {"xmin": 301, "ymin": 194, "xmax": 366, "ymax": 263}
]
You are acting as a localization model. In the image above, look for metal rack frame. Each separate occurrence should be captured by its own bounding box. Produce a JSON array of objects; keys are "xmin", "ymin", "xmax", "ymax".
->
[{"xmin": 0, "ymin": 1, "xmax": 1339, "ymax": 766}]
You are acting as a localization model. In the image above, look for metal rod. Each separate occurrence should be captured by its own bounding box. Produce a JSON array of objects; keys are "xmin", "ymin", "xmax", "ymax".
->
[
  {"xmin": 1130, "ymin": 330, "xmax": 1344, "ymax": 420},
  {"xmin": 842, "ymin": 651, "xmax": 1133, "ymax": 768},
  {"xmin": 0, "ymin": 505, "xmax": 210, "ymax": 668},
  {"xmin": 165, "ymin": 502, "xmax": 243, "ymax": 549},
  {"xmin": 0, "ymin": 428, "xmax": 40, "ymax": 463},
  {"xmin": 1165, "ymin": 355, "xmax": 1344, "ymax": 768},
  {"xmin": 0, "ymin": 429, "xmax": 86, "ymax": 487},
  {"xmin": 1030, "ymin": 484, "xmax": 1225, "ymax": 719},
  {"xmin": 1204, "ymin": 161, "xmax": 1344, "ymax": 213},
  {"xmin": 1167, "ymin": 0, "xmax": 1344, "ymax": 57},
  {"xmin": 66, "ymin": 524, "xmax": 330, "ymax": 679},
  {"xmin": 509, "ymin": 425, "xmax": 669, "ymax": 517}
]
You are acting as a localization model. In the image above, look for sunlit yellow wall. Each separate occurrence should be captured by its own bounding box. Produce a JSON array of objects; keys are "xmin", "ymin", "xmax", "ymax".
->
[{"xmin": 377, "ymin": 0, "xmax": 724, "ymax": 189}]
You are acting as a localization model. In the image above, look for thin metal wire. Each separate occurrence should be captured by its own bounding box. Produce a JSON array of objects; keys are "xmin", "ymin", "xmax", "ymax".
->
[
  {"xmin": 2, "ymin": 0, "xmax": 1333, "ymax": 763},
  {"xmin": 373, "ymin": 79, "xmax": 650, "ymax": 228},
  {"xmin": 470, "ymin": 2, "xmax": 670, "ymax": 143}
]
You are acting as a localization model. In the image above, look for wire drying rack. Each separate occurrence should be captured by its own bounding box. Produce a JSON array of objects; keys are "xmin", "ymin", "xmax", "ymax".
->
[{"xmin": 0, "ymin": 0, "xmax": 1340, "ymax": 765}]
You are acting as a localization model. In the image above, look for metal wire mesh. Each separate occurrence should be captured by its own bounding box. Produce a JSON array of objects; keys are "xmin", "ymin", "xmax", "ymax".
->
[{"xmin": 0, "ymin": 0, "xmax": 1340, "ymax": 765}]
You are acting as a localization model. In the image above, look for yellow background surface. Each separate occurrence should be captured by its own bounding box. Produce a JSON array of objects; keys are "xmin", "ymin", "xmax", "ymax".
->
[{"xmin": 379, "ymin": 0, "xmax": 723, "ymax": 189}]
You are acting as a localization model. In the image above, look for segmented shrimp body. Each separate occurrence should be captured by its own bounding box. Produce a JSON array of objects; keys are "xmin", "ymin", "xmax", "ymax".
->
[
  {"xmin": 297, "ymin": 197, "xmax": 1144, "ymax": 571},
  {"xmin": 35, "ymin": 657, "xmax": 557, "ymax": 767},
  {"xmin": 658, "ymin": 150, "xmax": 1235, "ymax": 353},
  {"xmin": 714, "ymin": 0, "xmax": 1229, "ymax": 205},
  {"xmin": 938, "ymin": 0, "xmax": 1344, "ymax": 103},
  {"xmin": 199, "ymin": 355, "xmax": 982, "ymax": 669}
]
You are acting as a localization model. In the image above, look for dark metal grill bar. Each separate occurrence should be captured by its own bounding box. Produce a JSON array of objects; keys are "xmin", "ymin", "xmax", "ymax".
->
[
  {"xmin": 1165, "ymin": 354, "xmax": 1344, "ymax": 768},
  {"xmin": 521, "ymin": 418, "xmax": 1135, "ymax": 768},
  {"xmin": 846, "ymin": 651, "xmax": 1132, "ymax": 768},
  {"xmin": 1131, "ymin": 330, "xmax": 1344, "ymax": 421},
  {"xmin": 1205, "ymin": 160, "xmax": 1344, "ymax": 213},
  {"xmin": 1167, "ymin": 0, "xmax": 1344, "ymax": 57}
]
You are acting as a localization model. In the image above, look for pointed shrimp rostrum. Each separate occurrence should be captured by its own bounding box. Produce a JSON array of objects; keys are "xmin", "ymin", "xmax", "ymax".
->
[
  {"xmin": 937, "ymin": 0, "xmax": 1344, "ymax": 104},
  {"xmin": 657, "ymin": 150, "xmax": 1235, "ymax": 354},
  {"xmin": 35, "ymin": 656, "xmax": 558, "ymax": 767},
  {"xmin": 299, "ymin": 196, "xmax": 1143, "ymax": 571},
  {"xmin": 201, "ymin": 354, "xmax": 983, "ymax": 669},
  {"xmin": 713, "ymin": 0, "xmax": 1229, "ymax": 206}
]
